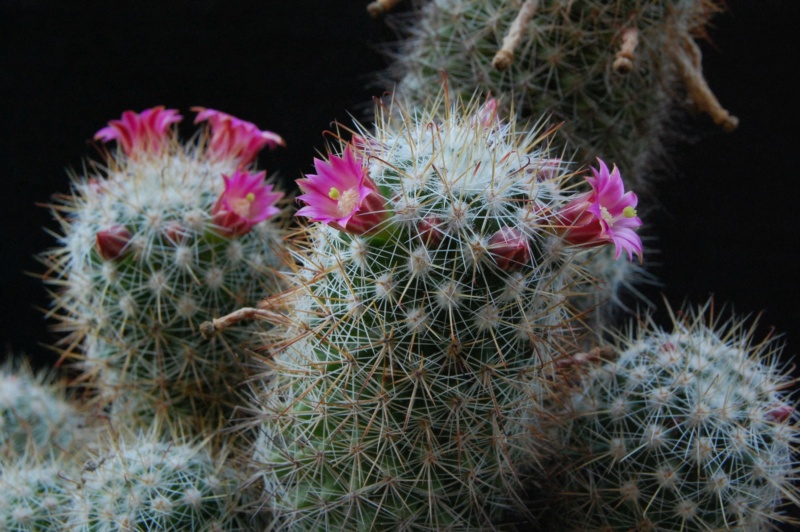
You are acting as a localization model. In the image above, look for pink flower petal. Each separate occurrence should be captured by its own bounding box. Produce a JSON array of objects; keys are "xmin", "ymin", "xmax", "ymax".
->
[
  {"xmin": 95, "ymin": 106, "xmax": 182, "ymax": 157},
  {"xmin": 193, "ymin": 107, "xmax": 284, "ymax": 166}
]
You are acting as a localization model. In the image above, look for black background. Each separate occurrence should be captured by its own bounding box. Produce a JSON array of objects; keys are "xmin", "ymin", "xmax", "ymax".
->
[{"xmin": 1, "ymin": 1, "xmax": 798, "ymax": 380}]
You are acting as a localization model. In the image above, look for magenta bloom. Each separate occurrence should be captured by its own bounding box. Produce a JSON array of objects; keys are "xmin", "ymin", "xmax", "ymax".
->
[
  {"xmin": 489, "ymin": 227, "xmax": 531, "ymax": 271},
  {"xmin": 296, "ymin": 145, "xmax": 387, "ymax": 235},
  {"xmin": 95, "ymin": 106, "xmax": 182, "ymax": 156},
  {"xmin": 558, "ymin": 159, "xmax": 643, "ymax": 261},
  {"xmin": 211, "ymin": 170, "xmax": 283, "ymax": 236},
  {"xmin": 193, "ymin": 107, "xmax": 285, "ymax": 166}
]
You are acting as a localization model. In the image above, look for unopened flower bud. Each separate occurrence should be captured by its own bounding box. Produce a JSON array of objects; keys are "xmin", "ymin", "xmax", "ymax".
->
[
  {"xmin": 765, "ymin": 403, "xmax": 794, "ymax": 423},
  {"xmin": 489, "ymin": 227, "xmax": 531, "ymax": 271},
  {"xmin": 96, "ymin": 225, "xmax": 132, "ymax": 260},
  {"xmin": 417, "ymin": 216, "xmax": 444, "ymax": 247}
]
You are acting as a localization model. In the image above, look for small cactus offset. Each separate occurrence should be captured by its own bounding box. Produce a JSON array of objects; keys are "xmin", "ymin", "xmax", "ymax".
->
[
  {"xmin": 64, "ymin": 426, "xmax": 256, "ymax": 531},
  {"xmin": 0, "ymin": 357, "xmax": 86, "ymax": 460},
  {"xmin": 0, "ymin": 455, "xmax": 76, "ymax": 531},
  {"xmin": 42, "ymin": 107, "xmax": 289, "ymax": 436},
  {"xmin": 386, "ymin": 0, "xmax": 737, "ymax": 189},
  {"xmin": 245, "ymin": 93, "xmax": 644, "ymax": 530},
  {"xmin": 534, "ymin": 302, "xmax": 799, "ymax": 531}
]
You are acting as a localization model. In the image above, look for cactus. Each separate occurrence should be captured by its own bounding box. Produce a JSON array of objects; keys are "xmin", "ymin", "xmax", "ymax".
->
[
  {"xmin": 384, "ymin": 0, "xmax": 736, "ymax": 189},
  {"xmin": 243, "ymin": 93, "xmax": 643, "ymax": 530},
  {"xmin": 59, "ymin": 426, "xmax": 255, "ymax": 531},
  {"xmin": 0, "ymin": 357, "xmax": 85, "ymax": 459},
  {"xmin": 0, "ymin": 455, "xmax": 76, "ymax": 531},
  {"xmin": 380, "ymin": 0, "xmax": 698, "ymax": 328},
  {"xmin": 534, "ymin": 302, "xmax": 799, "ymax": 531},
  {"xmin": 42, "ymin": 107, "xmax": 289, "ymax": 437}
]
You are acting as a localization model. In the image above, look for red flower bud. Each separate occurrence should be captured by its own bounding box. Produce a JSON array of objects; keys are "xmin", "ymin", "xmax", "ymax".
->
[
  {"xmin": 96, "ymin": 225, "xmax": 132, "ymax": 260},
  {"xmin": 417, "ymin": 216, "xmax": 444, "ymax": 247},
  {"xmin": 765, "ymin": 403, "xmax": 794, "ymax": 423},
  {"xmin": 488, "ymin": 227, "xmax": 531, "ymax": 271}
]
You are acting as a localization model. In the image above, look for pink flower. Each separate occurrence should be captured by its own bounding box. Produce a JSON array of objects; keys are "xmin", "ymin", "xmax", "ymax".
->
[
  {"xmin": 96, "ymin": 225, "xmax": 132, "ymax": 260},
  {"xmin": 489, "ymin": 227, "xmax": 531, "ymax": 271},
  {"xmin": 193, "ymin": 107, "xmax": 285, "ymax": 166},
  {"xmin": 94, "ymin": 106, "xmax": 182, "ymax": 157},
  {"xmin": 211, "ymin": 170, "xmax": 283, "ymax": 236},
  {"xmin": 558, "ymin": 159, "xmax": 642, "ymax": 261},
  {"xmin": 296, "ymin": 145, "xmax": 387, "ymax": 235}
]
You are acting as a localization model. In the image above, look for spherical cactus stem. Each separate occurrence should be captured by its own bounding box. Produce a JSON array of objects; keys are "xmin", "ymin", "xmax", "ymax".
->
[
  {"xmin": 674, "ymin": 32, "xmax": 739, "ymax": 132},
  {"xmin": 613, "ymin": 28, "xmax": 639, "ymax": 74},
  {"xmin": 367, "ymin": 0, "xmax": 403, "ymax": 18},
  {"xmin": 492, "ymin": 0, "xmax": 538, "ymax": 71}
]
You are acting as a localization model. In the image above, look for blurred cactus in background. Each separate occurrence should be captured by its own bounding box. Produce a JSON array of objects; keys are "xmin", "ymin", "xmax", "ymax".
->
[
  {"xmin": 0, "ymin": 357, "xmax": 86, "ymax": 460},
  {"xmin": 381, "ymin": 0, "xmax": 737, "ymax": 190}
]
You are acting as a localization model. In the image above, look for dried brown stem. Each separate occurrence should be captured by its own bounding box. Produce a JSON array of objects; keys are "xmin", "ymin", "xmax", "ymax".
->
[
  {"xmin": 492, "ymin": 0, "xmax": 538, "ymax": 70},
  {"xmin": 674, "ymin": 33, "xmax": 738, "ymax": 132},
  {"xmin": 613, "ymin": 28, "xmax": 639, "ymax": 74},
  {"xmin": 367, "ymin": 0, "xmax": 403, "ymax": 18},
  {"xmin": 200, "ymin": 307, "xmax": 287, "ymax": 339}
]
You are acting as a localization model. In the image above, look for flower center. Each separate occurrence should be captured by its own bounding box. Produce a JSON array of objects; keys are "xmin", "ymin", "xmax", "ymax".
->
[
  {"xmin": 330, "ymin": 187, "xmax": 360, "ymax": 217},
  {"xmin": 231, "ymin": 192, "xmax": 256, "ymax": 218},
  {"xmin": 600, "ymin": 206, "xmax": 614, "ymax": 224}
]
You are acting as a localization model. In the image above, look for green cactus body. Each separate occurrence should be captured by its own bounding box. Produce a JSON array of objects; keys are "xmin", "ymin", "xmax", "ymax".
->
[
  {"xmin": 43, "ymin": 108, "xmax": 288, "ymax": 435},
  {"xmin": 252, "ymin": 96, "xmax": 615, "ymax": 530},
  {"xmin": 0, "ymin": 359, "xmax": 84, "ymax": 459},
  {"xmin": 537, "ymin": 305, "xmax": 799, "ymax": 531},
  {"xmin": 390, "ymin": 0, "xmax": 726, "ymax": 186}
]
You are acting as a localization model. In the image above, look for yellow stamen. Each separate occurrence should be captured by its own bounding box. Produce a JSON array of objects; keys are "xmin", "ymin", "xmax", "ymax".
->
[
  {"xmin": 245, "ymin": 192, "xmax": 255, "ymax": 202},
  {"xmin": 600, "ymin": 206, "xmax": 614, "ymax": 224},
  {"xmin": 337, "ymin": 189, "xmax": 360, "ymax": 217},
  {"xmin": 328, "ymin": 187, "xmax": 341, "ymax": 200},
  {"xmin": 623, "ymin": 206, "xmax": 637, "ymax": 218},
  {"xmin": 231, "ymin": 199, "xmax": 251, "ymax": 217}
]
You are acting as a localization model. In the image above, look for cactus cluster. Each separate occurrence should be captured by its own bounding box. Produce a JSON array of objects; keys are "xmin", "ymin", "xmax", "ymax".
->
[
  {"xmin": 533, "ymin": 304, "xmax": 799, "ymax": 531},
  {"xmin": 385, "ymin": 0, "xmax": 736, "ymax": 188},
  {"xmin": 42, "ymin": 107, "xmax": 289, "ymax": 435},
  {"xmin": 246, "ymin": 94, "xmax": 642, "ymax": 530},
  {"xmin": 3, "ymin": 3, "xmax": 793, "ymax": 530}
]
